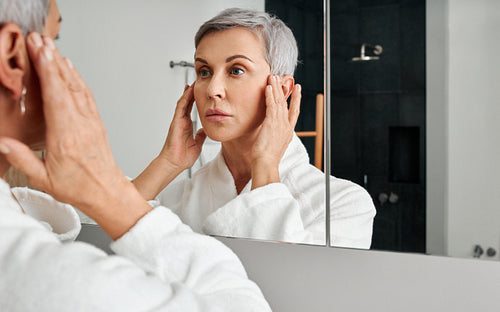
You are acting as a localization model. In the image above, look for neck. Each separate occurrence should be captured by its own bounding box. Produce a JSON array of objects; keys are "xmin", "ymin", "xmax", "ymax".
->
[{"xmin": 221, "ymin": 131, "xmax": 260, "ymax": 194}]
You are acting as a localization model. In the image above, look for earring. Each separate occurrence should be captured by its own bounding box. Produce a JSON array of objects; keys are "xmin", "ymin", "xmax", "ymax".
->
[{"xmin": 19, "ymin": 87, "xmax": 27, "ymax": 115}]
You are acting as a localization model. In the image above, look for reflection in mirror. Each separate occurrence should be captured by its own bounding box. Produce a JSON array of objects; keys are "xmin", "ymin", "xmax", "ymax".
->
[
  {"xmin": 329, "ymin": 0, "xmax": 500, "ymax": 261},
  {"xmin": 56, "ymin": 0, "xmax": 330, "ymax": 245},
  {"xmin": 271, "ymin": 0, "xmax": 376, "ymax": 249}
]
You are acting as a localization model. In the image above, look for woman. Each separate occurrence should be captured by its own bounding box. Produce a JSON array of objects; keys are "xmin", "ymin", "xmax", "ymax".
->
[
  {"xmin": 134, "ymin": 8, "xmax": 376, "ymax": 248},
  {"xmin": 0, "ymin": 0, "xmax": 270, "ymax": 310}
]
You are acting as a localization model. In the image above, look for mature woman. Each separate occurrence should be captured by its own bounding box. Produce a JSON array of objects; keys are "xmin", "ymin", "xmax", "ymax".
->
[
  {"xmin": 134, "ymin": 8, "xmax": 376, "ymax": 248},
  {"xmin": 0, "ymin": 0, "xmax": 269, "ymax": 310}
]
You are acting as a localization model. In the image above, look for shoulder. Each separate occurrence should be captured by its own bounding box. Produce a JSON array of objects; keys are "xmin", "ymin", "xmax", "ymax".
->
[{"xmin": 329, "ymin": 177, "xmax": 375, "ymax": 216}]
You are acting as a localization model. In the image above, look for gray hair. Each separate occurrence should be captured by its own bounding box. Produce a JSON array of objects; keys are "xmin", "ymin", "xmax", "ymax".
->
[
  {"xmin": 195, "ymin": 8, "xmax": 298, "ymax": 76},
  {"xmin": 0, "ymin": 0, "xmax": 50, "ymax": 35}
]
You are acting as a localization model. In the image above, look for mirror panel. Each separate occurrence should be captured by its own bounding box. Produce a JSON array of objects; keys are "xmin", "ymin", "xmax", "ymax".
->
[
  {"xmin": 57, "ymin": 0, "xmax": 327, "ymax": 245},
  {"xmin": 328, "ymin": 0, "xmax": 500, "ymax": 261}
]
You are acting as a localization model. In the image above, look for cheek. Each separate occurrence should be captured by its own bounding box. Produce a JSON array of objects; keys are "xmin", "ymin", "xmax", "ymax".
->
[{"xmin": 193, "ymin": 84, "xmax": 203, "ymax": 104}]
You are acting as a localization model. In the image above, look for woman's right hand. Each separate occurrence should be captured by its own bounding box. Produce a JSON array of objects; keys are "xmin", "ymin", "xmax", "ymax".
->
[
  {"xmin": 0, "ymin": 33, "xmax": 152, "ymax": 240},
  {"xmin": 132, "ymin": 85, "xmax": 206, "ymax": 200},
  {"xmin": 157, "ymin": 84, "xmax": 207, "ymax": 172}
]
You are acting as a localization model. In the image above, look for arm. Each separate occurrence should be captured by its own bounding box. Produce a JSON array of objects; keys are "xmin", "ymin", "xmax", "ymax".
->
[
  {"xmin": 0, "ymin": 33, "xmax": 270, "ymax": 310},
  {"xmin": 133, "ymin": 84, "xmax": 206, "ymax": 200},
  {"xmin": 0, "ymin": 198, "xmax": 270, "ymax": 311}
]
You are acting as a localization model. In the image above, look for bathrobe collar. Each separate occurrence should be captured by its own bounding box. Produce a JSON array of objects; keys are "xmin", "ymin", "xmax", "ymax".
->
[
  {"xmin": 0, "ymin": 178, "xmax": 81, "ymax": 242},
  {"xmin": 211, "ymin": 133, "xmax": 310, "ymax": 194}
]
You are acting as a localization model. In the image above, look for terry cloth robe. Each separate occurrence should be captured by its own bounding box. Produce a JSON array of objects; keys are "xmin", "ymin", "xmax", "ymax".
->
[
  {"xmin": 157, "ymin": 134, "xmax": 376, "ymax": 248},
  {"xmin": 0, "ymin": 178, "xmax": 270, "ymax": 311}
]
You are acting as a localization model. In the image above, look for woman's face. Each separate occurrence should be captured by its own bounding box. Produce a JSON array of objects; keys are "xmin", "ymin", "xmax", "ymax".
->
[{"xmin": 194, "ymin": 27, "xmax": 271, "ymax": 143}]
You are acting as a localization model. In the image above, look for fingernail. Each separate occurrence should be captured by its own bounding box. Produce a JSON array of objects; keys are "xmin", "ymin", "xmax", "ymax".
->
[
  {"xmin": 43, "ymin": 46, "xmax": 53, "ymax": 61},
  {"xmin": 65, "ymin": 58, "xmax": 74, "ymax": 69},
  {"xmin": 43, "ymin": 36, "xmax": 56, "ymax": 50},
  {"xmin": 297, "ymin": 84, "xmax": 302, "ymax": 92},
  {"xmin": 30, "ymin": 32, "xmax": 43, "ymax": 47},
  {"xmin": 0, "ymin": 143, "xmax": 10, "ymax": 154}
]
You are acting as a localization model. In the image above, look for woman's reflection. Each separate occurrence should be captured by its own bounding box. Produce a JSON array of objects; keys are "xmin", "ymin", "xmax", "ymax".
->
[{"xmin": 134, "ymin": 8, "xmax": 375, "ymax": 248}]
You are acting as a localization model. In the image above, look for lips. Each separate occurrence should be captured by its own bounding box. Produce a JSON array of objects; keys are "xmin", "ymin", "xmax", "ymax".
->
[{"xmin": 205, "ymin": 108, "xmax": 231, "ymax": 122}]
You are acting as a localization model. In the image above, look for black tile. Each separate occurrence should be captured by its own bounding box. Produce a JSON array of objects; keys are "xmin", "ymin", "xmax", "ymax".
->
[
  {"xmin": 398, "ymin": 94, "xmax": 425, "ymax": 126},
  {"xmin": 400, "ymin": 5, "xmax": 426, "ymax": 92},
  {"xmin": 360, "ymin": 94, "xmax": 399, "ymax": 175},
  {"xmin": 359, "ymin": 5, "xmax": 400, "ymax": 92},
  {"xmin": 331, "ymin": 95, "xmax": 361, "ymax": 176},
  {"xmin": 332, "ymin": 13, "xmax": 359, "ymax": 91},
  {"xmin": 359, "ymin": 0, "xmax": 399, "ymax": 8},
  {"xmin": 400, "ymin": 0, "xmax": 425, "ymax": 7},
  {"xmin": 332, "ymin": 0, "xmax": 359, "ymax": 13}
]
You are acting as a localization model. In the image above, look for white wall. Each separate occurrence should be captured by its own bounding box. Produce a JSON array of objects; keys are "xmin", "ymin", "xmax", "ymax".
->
[
  {"xmin": 57, "ymin": 0, "xmax": 263, "ymax": 178},
  {"xmin": 427, "ymin": 0, "xmax": 500, "ymax": 260},
  {"xmin": 446, "ymin": 0, "xmax": 500, "ymax": 259}
]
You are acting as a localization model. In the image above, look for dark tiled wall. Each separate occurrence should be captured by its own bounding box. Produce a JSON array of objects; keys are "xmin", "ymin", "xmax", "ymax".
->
[
  {"xmin": 331, "ymin": 0, "xmax": 426, "ymax": 252},
  {"xmin": 266, "ymin": 0, "xmax": 324, "ymax": 164},
  {"xmin": 331, "ymin": 0, "xmax": 426, "ymax": 181}
]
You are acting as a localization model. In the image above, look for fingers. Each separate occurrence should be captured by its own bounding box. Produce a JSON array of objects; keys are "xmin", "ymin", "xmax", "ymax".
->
[
  {"xmin": 0, "ymin": 137, "xmax": 48, "ymax": 190},
  {"xmin": 26, "ymin": 33, "xmax": 66, "ymax": 117},
  {"xmin": 194, "ymin": 128, "xmax": 207, "ymax": 148},
  {"xmin": 268, "ymin": 75, "xmax": 287, "ymax": 108},
  {"xmin": 288, "ymin": 84, "xmax": 302, "ymax": 128},
  {"xmin": 174, "ymin": 84, "xmax": 195, "ymax": 118},
  {"xmin": 26, "ymin": 33, "xmax": 93, "ymax": 132}
]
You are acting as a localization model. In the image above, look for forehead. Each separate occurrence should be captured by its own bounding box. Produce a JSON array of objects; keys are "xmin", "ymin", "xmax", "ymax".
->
[{"xmin": 195, "ymin": 27, "xmax": 266, "ymax": 60}]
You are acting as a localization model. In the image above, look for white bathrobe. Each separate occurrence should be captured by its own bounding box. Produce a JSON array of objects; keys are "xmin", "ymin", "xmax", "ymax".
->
[
  {"xmin": 0, "ymin": 179, "xmax": 270, "ymax": 311},
  {"xmin": 158, "ymin": 134, "xmax": 376, "ymax": 248}
]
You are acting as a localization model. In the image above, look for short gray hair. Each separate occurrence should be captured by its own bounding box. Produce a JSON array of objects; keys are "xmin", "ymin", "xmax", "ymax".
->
[
  {"xmin": 195, "ymin": 8, "xmax": 298, "ymax": 76},
  {"xmin": 0, "ymin": 0, "xmax": 50, "ymax": 35}
]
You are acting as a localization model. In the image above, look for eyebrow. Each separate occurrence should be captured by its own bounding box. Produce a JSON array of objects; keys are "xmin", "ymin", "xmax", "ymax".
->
[
  {"xmin": 195, "ymin": 57, "xmax": 208, "ymax": 64},
  {"xmin": 226, "ymin": 55, "xmax": 254, "ymax": 63},
  {"xmin": 58, "ymin": 15, "xmax": 62, "ymax": 23},
  {"xmin": 194, "ymin": 55, "xmax": 255, "ymax": 65}
]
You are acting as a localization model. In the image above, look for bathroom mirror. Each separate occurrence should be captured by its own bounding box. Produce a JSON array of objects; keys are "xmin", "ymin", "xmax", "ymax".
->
[
  {"xmin": 56, "ymin": 0, "xmax": 327, "ymax": 246},
  {"xmin": 56, "ymin": 0, "xmax": 500, "ymax": 260}
]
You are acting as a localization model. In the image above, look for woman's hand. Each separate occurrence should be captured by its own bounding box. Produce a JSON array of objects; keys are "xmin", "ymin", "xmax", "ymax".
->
[
  {"xmin": 157, "ymin": 84, "xmax": 206, "ymax": 171},
  {"xmin": 0, "ymin": 33, "xmax": 151, "ymax": 240},
  {"xmin": 132, "ymin": 84, "xmax": 206, "ymax": 200},
  {"xmin": 251, "ymin": 75, "xmax": 301, "ymax": 190}
]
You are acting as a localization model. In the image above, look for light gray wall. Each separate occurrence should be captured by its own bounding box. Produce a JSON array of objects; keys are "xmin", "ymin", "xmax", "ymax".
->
[
  {"xmin": 426, "ymin": 0, "xmax": 448, "ymax": 257},
  {"xmin": 427, "ymin": 0, "xmax": 500, "ymax": 259},
  {"xmin": 446, "ymin": 0, "xmax": 500, "ymax": 259},
  {"xmin": 57, "ymin": 0, "xmax": 264, "ymax": 179}
]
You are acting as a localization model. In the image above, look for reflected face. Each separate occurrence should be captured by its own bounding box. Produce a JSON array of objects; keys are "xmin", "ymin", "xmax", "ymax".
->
[
  {"xmin": 23, "ymin": 0, "xmax": 61, "ymax": 149},
  {"xmin": 194, "ymin": 27, "xmax": 271, "ymax": 143}
]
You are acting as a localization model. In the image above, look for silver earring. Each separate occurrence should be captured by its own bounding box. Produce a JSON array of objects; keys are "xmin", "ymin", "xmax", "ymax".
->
[{"xmin": 20, "ymin": 87, "xmax": 27, "ymax": 115}]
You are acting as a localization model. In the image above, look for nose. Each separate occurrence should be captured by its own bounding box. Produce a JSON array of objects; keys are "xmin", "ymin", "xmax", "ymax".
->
[{"xmin": 206, "ymin": 72, "xmax": 225, "ymax": 100}]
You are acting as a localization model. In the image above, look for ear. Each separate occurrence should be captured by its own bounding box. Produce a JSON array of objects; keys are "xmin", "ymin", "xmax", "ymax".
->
[
  {"xmin": 280, "ymin": 75, "xmax": 295, "ymax": 100},
  {"xmin": 0, "ymin": 23, "xmax": 28, "ymax": 99}
]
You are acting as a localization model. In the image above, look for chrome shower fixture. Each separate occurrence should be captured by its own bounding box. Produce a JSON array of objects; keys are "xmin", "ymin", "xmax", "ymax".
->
[
  {"xmin": 348, "ymin": 43, "xmax": 383, "ymax": 62},
  {"xmin": 169, "ymin": 60, "xmax": 194, "ymax": 68}
]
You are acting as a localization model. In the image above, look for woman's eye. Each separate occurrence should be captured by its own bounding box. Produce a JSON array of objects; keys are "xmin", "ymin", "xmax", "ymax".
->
[
  {"xmin": 230, "ymin": 68, "xmax": 245, "ymax": 76},
  {"xmin": 198, "ymin": 69, "xmax": 210, "ymax": 77}
]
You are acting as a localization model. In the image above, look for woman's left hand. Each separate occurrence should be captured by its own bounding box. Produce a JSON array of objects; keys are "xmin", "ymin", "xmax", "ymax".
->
[{"xmin": 251, "ymin": 75, "xmax": 301, "ymax": 190}]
